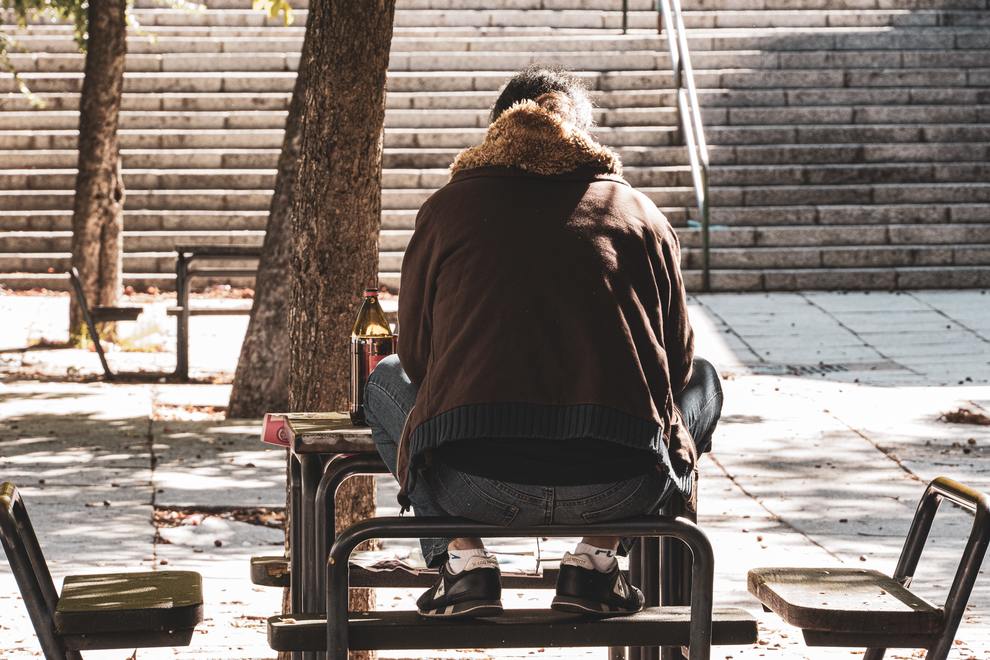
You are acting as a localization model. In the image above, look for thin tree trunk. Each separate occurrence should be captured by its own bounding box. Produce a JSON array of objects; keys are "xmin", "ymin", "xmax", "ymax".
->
[
  {"xmin": 69, "ymin": 0, "xmax": 126, "ymax": 342},
  {"xmin": 225, "ymin": 29, "xmax": 309, "ymax": 660},
  {"xmin": 288, "ymin": 2, "xmax": 396, "ymax": 658},
  {"xmin": 227, "ymin": 71, "xmax": 305, "ymax": 419}
]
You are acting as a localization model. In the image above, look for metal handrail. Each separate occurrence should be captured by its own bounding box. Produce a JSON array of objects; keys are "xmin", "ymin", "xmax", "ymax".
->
[{"xmin": 656, "ymin": 0, "xmax": 712, "ymax": 291}]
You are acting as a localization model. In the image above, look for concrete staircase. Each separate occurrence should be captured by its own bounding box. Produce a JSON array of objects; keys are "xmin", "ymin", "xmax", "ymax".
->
[{"xmin": 1, "ymin": 0, "xmax": 989, "ymax": 292}]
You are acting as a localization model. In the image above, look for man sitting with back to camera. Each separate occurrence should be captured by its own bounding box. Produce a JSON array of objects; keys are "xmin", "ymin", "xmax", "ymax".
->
[{"xmin": 365, "ymin": 66, "xmax": 722, "ymax": 619}]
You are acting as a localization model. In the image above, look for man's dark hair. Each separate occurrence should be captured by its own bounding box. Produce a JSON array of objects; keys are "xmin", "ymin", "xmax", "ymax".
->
[{"xmin": 490, "ymin": 65, "xmax": 594, "ymax": 129}]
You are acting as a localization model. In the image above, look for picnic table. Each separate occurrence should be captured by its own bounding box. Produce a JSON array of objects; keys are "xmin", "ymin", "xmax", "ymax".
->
[{"xmin": 256, "ymin": 412, "xmax": 758, "ymax": 660}]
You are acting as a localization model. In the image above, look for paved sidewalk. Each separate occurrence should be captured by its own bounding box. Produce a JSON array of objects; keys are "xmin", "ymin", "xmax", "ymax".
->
[{"xmin": 1, "ymin": 290, "xmax": 989, "ymax": 659}]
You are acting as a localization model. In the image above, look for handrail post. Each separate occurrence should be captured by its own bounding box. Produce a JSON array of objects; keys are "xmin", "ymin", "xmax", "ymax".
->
[{"xmin": 657, "ymin": 0, "xmax": 712, "ymax": 292}]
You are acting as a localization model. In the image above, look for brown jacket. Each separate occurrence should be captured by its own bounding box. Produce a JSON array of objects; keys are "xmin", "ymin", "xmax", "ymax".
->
[{"xmin": 396, "ymin": 100, "xmax": 695, "ymax": 508}]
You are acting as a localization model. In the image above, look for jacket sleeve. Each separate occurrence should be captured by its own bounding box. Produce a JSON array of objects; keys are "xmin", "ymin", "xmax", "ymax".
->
[
  {"xmin": 397, "ymin": 200, "xmax": 438, "ymax": 387},
  {"xmin": 654, "ymin": 215, "xmax": 695, "ymax": 394}
]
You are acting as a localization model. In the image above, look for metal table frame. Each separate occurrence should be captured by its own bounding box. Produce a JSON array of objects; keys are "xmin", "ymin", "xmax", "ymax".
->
[
  {"xmin": 293, "ymin": 451, "xmax": 700, "ymax": 660},
  {"xmin": 173, "ymin": 245, "xmax": 259, "ymax": 380},
  {"xmin": 326, "ymin": 515, "xmax": 715, "ymax": 660}
]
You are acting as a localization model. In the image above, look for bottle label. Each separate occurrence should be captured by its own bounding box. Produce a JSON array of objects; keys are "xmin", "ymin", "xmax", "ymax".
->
[{"xmin": 350, "ymin": 336, "xmax": 396, "ymax": 423}]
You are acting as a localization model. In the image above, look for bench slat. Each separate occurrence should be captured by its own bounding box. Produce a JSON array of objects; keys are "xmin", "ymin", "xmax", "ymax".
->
[
  {"xmin": 268, "ymin": 607, "xmax": 759, "ymax": 652},
  {"xmin": 167, "ymin": 306, "xmax": 252, "ymax": 316},
  {"xmin": 92, "ymin": 306, "xmax": 143, "ymax": 322},
  {"xmin": 250, "ymin": 555, "xmax": 561, "ymax": 590}
]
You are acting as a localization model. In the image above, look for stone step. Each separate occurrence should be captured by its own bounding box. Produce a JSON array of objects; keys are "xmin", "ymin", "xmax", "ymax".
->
[
  {"xmin": 8, "ymin": 123, "xmax": 990, "ymax": 153},
  {"xmin": 0, "ymin": 106, "xmax": 681, "ymax": 131},
  {"xmin": 63, "ymin": 8, "xmax": 990, "ymax": 31},
  {"xmin": 0, "ymin": 229, "xmax": 417, "ymax": 252},
  {"xmin": 7, "ymin": 264, "xmax": 990, "ymax": 294},
  {"xmin": 8, "ymin": 221, "xmax": 990, "ymax": 254},
  {"xmin": 7, "ymin": 66, "xmax": 988, "ymax": 96},
  {"xmin": 1, "ymin": 69, "xmax": 686, "ymax": 94},
  {"xmin": 710, "ymin": 161, "xmax": 990, "ymax": 185},
  {"xmin": 707, "ymin": 123, "xmax": 990, "ymax": 145},
  {"xmin": 5, "ymin": 87, "xmax": 988, "ymax": 117},
  {"xmin": 0, "ymin": 166, "xmax": 697, "ymax": 190},
  {"xmin": 0, "ymin": 206, "xmax": 692, "ymax": 233},
  {"xmin": 0, "ymin": 126, "xmax": 681, "ymax": 150},
  {"xmin": 9, "ymin": 28, "xmax": 990, "ymax": 57},
  {"xmin": 5, "ymin": 104, "xmax": 988, "ymax": 136},
  {"xmin": 8, "ymin": 33, "xmax": 667, "ymax": 55},
  {"xmin": 4, "ymin": 242, "xmax": 987, "ymax": 277},
  {"xmin": 126, "ymin": 0, "xmax": 990, "ymax": 10},
  {"xmin": 6, "ymin": 50, "xmax": 679, "ymax": 74},
  {"xmin": 710, "ymin": 202, "xmax": 990, "ymax": 226},
  {"xmin": 0, "ymin": 185, "xmax": 698, "ymax": 211},
  {"xmin": 16, "ymin": 141, "xmax": 988, "ymax": 170},
  {"xmin": 5, "ymin": 161, "xmax": 989, "ymax": 193},
  {"xmin": 6, "ymin": 182, "xmax": 990, "ymax": 213},
  {"xmin": 10, "ymin": 46, "xmax": 990, "ymax": 74},
  {"xmin": 678, "ymin": 243, "xmax": 990, "ymax": 270}
]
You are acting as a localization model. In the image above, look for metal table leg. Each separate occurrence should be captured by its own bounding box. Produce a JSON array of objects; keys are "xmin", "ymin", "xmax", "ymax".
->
[
  {"xmin": 298, "ymin": 453, "xmax": 325, "ymax": 660},
  {"xmin": 642, "ymin": 536, "xmax": 661, "ymax": 660},
  {"xmin": 627, "ymin": 542, "xmax": 643, "ymax": 660},
  {"xmin": 174, "ymin": 251, "xmax": 190, "ymax": 381},
  {"xmin": 661, "ymin": 473, "xmax": 699, "ymax": 660},
  {"xmin": 312, "ymin": 454, "xmax": 388, "ymax": 660},
  {"xmin": 288, "ymin": 454, "xmax": 303, "ymax": 660}
]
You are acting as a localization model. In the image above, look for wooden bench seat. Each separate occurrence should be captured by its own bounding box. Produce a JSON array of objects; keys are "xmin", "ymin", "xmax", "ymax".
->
[
  {"xmin": 250, "ymin": 554, "xmax": 563, "ymax": 590},
  {"xmin": 747, "ymin": 567, "xmax": 942, "ymax": 637},
  {"xmin": 268, "ymin": 607, "xmax": 758, "ymax": 652},
  {"xmin": 749, "ymin": 477, "xmax": 990, "ymax": 660},
  {"xmin": 166, "ymin": 306, "xmax": 252, "ymax": 317},
  {"xmin": 91, "ymin": 306, "xmax": 143, "ymax": 322},
  {"xmin": 56, "ymin": 571, "xmax": 203, "ymax": 649}
]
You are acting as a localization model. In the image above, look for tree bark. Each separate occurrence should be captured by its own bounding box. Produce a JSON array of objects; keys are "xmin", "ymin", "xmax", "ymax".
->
[
  {"xmin": 287, "ymin": 2, "xmax": 396, "ymax": 658},
  {"xmin": 227, "ymin": 69, "xmax": 305, "ymax": 419},
  {"xmin": 69, "ymin": 0, "xmax": 126, "ymax": 341}
]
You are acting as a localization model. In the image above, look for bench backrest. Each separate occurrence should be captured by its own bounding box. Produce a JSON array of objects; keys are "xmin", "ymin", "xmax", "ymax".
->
[{"xmin": 0, "ymin": 482, "xmax": 81, "ymax": 660}]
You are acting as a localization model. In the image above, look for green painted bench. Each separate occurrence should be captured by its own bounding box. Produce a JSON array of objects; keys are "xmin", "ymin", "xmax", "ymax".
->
[{"xmin": 0, "ymin": 482, "xmax": 204, "ymax": 659}]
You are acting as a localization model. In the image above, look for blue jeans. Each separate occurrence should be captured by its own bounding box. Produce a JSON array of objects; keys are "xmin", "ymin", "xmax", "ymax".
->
[{"xmin": 365, "ymin": 355, "xmax": 723, "ymax": 567}]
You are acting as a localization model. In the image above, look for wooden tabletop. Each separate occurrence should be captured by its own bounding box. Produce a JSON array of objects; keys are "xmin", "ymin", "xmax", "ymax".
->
[{"xmin": 262, "ymin": 412, "xmax": 377, "ymax": 455}]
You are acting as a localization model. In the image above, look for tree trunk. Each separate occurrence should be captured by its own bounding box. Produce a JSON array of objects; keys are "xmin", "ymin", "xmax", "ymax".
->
[
  {"xmin": 69, "ymin": 0, "xmax": 126, "ymax": 342},
  {"xmin": 287, "ymin": 2, "xmax": 396, "ymax": 658},
  {"xmin": 227, "ymin": 69, "xmax": 305, "ymax": 419}
]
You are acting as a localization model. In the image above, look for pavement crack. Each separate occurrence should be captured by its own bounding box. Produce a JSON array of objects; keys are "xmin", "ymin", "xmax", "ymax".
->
[
  {"xmin": 691, "ymin": 295, "xmax": 764, "ymax": 365},
  {"xmin": 707, "ymin": 452, "xmax": 843, "ymax": 562},
  {"xmin": 906, "ymin": 291, "xmax": 990, "ymax": 345},
  {"xmin": 796, "ymin": 292, "xmax": 923, "ymax": 377},
  {"xmin": 822, "ymin": 408, "xmax": 924, "ymax": 485},
  {"xmin": 148, "ymin": 405, "xmax": 160, "ymax": 566}
]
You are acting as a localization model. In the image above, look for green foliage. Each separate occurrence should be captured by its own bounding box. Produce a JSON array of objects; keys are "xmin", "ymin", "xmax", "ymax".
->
[
  {"xmin": 2, "ymin": 0, "xmax": 88, "ymax": 48},
  {"xmin": 1, "ymin": 0, "xmax": 288, "ymax": 103},
  {"xmin": 253, "ymin": 0, "xmax": 294, "ymax": 25}
]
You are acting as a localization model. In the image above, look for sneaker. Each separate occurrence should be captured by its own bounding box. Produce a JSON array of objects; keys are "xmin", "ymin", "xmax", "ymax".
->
[
  {"xmin": 416, "ymin": 554, "xmax": 504, "ymax": 618},
  {"xmin": 551, "ymin": 552, "xmax": 644, "ymax": 616}
]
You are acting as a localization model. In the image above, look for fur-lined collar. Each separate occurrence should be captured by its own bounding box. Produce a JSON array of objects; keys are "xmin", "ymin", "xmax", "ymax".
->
[{"xmin": 450, "ymin": 100, "xmax": 622, "ymax": 177}]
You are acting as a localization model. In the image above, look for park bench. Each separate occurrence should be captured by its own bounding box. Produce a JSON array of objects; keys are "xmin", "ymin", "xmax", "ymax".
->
[
  {"xmin": 0, "ymin": 482, "xmax": 204, "ymax": 659},
  {"xmin": 749, "ymin": 476, "xmax": 990, "ymax": 660},
  {"xmin": 254, "ymin": 413, "xmax": 758, "ymax": 660},
  {"xmin": 169, "ymin": 244, "xmax": 260, "ymax": 380},
  {"xmin": 68, "ymin": 245, "xmax": 259, "ymax": 381},
  {"xmin": 68, "ymin": 267, "xmax": 144, "ymax": 381}
]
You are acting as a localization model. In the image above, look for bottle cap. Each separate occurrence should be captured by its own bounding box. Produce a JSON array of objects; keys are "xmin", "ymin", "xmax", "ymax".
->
[{"xmin": 364, "ymin": 288, "xmax": 379, "ymax": 296}]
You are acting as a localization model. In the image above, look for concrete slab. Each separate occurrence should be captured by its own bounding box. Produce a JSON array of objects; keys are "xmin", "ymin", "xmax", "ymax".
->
[{"xmin": 153, "ymin": 420, "xmax": 284, "ymax": 508}]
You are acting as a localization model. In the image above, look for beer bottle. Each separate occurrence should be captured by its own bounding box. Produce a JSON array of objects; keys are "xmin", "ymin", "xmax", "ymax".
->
[{"xmin": 350, "ymin": 288, "xmax": 396, "ymax": 425}]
